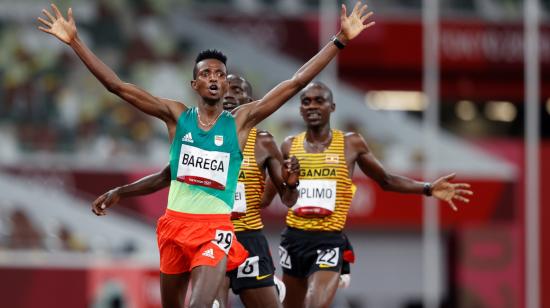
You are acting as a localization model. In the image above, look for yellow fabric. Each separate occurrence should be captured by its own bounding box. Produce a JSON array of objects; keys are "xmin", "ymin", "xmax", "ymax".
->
[
  {"xmin": 232, "ymin": 128, "xmax": 265, "ymax": 231},
  {"xmin": 286, "ymin": 130, "xmax": 355, "ymax": 231}
]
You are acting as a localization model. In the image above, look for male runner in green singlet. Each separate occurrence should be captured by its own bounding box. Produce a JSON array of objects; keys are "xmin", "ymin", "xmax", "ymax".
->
[
  {"xmin": 38, "ymin": 2, "xmax": 375, "ymax": 307},
  {"xmin": 92, "ymin": 74, "xmax": 297, "ymax": 308}
]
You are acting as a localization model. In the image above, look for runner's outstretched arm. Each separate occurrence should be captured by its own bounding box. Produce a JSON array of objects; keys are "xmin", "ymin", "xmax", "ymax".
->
[
  {"xmin": 235, "ymin": 1, "xmax": 375, "ymax": 128},
  {"xmin": 37, "ymin": 4, "xmax": 184, "ymax": 126},
  {"xmin": 348, "ymin": 132, "xmax": 474, "ymax": 211},
  {"xmin": 91, "ymin": 164, "xmax": 171, "ymax": 216}
]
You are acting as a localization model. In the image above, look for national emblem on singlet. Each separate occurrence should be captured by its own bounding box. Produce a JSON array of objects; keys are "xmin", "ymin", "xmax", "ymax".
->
[
  {"xmin": 232, "ymin": 128, "xmax": 265, "ymax": 231},
  {"xmin": 286, "ymin": 129, "xmax": 355, "ymax": 231}
]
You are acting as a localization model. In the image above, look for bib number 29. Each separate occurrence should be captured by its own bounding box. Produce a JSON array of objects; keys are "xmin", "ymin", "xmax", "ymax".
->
[{"xmin": 214, "ymin": 230, "xmax": 233, "ymax": 254}]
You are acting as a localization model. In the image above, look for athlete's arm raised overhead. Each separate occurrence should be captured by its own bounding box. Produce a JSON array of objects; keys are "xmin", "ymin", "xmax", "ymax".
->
[
  {"xmin": 346, "ymin": 132, "xmax": 473, "ymax": 211},
  {"xmin": 234, "ymin": 1, "xmax": 375, "ymax": 129},
  {"xmin": 37, "ymin": 4, "xmax": 184, "ymax": 128},
  {"xmin": 91, "ymin": 164, "xmax": 171, "ymax": 216},
  {"xmin": 256, "ymin": 132, "xmax": 300, "ymax": 207}
]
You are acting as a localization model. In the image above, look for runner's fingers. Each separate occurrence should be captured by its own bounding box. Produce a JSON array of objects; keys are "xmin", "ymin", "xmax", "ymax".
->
[
  {"xmin": 454, "ymin": 183, "xmax": 471, "ymax": 189},
  {"xmin": 364, "ymin": 21, "xmax": 375, "ymax": 29},
  {"xmin": 359, "ymin": 3, "xmax": 368, "ymax": 17},
  {"xmin": 283, "ymin": 160, "xmax": 292, "ymax": 172},
  {"xmin": 352, "ymin": 1, "xmax": 362, "ymax": 16},
  {"xmin": 448, "ymin": 200, "xmax": 458, "ymax": 211},
  {"xmin": 341, "ymin": 4, "xmax": 347, "ymax": 19},
  {"xmin": 38, "ymin": 17, "xmax": 52, "ymax": 27},
  {"xmin": 68, "ymin": 7, "xmax": 74, "ymax": 22},
  {"xmin": 443, "ymin": 173, "xmax": 456, "ymax": 181},
  {"xmin": 91, "ymin": 207, "xmax": 102, "ymax": 216},
  {"xmin": 455, "ymin": 189, "xmax": 473, "ymax": 196},
  {"xmin": 453, "ymin": 195, "xmax": 469, "ymax": 203},
  {"xmin": 38, "ymin": 26, "xmax": 52, "ymax": 34},
  {"xmin": 360, "ymin": 12, "xmax": 374, "ymax": 23},
  {"xmin": 51, "ymin": 3, "xmax": 63, "ymax": 18},
  {"xmin": 102, "ymin": 195, "xmax": 114, "ymax": 209},
  {"xmin": 42, "ymin": 9, "xmax": 55, "ymax": 22}
]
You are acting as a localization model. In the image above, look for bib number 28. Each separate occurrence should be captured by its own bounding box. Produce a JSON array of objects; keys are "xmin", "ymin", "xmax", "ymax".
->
[{"xmin": 213, "ymin": 230, "xmax": 233, "ymax": 254}]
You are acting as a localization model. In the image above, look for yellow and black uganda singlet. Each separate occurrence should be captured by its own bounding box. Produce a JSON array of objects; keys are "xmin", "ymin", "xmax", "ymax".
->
[
  {"xmin": 232, "ymin": 128, "xmax": 265, "ymax": 231},
  {"xmin": 286, "ymin": 129, "xmax": 355, "ymax": 231}
]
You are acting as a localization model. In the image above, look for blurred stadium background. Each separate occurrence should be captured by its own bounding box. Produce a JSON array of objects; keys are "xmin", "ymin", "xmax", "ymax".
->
[{"xmin": 0, "ymin": 0, "xmax": 548, "ymax": 307}]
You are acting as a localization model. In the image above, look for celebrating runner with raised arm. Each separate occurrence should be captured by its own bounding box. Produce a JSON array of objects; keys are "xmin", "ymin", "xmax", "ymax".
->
[
  {"xmin": 38, "ymin": 2, "xmax": 375, "ymax": 307},
  {"xmin": 92, "ymin": 74, "xmax": 299, "ymax": 308}
]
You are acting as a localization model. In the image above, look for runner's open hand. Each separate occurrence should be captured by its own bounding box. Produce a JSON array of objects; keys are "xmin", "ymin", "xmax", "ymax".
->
[
  {"xmin": 37, "ymin": 4, "xmax": 77, "ymax": 44},
  {"xmin": 430, "ymin": 173, "xmax": 473, "ymax": 211},
  {"xmin": 92, "ymin": 189, "xmax": 121, "ymax": 216},
  {"xmin": 282, "ymin": 156, "xmax": 300, "ymax": 188},
  {"xmin": 339, "ymin": 1, "xmax": 375, "ymax": 42}
]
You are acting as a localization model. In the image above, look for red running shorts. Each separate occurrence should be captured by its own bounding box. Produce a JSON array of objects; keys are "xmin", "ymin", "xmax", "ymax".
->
[{"xmin": 157, "ymin": 209, "xmax": 249, "ymax": 274}]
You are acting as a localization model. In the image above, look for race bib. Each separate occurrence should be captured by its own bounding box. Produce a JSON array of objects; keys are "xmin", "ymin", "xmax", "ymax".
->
[
  {"xmin": 212, "ymin": 230, "xmax": 233, "ymax": 254},
  {"xmin": 292, "ymin": 180, "xmax": 337, "ymax": 217},
  {"xmin": 279, "ymin": 246, "xmax": 292, "ymax": 269},
  {"xmin": 237, "ymin": 256, "xmax": 260, "ymax": 278},
  {"xmin": 231, "ymin": 182, "xmax": 247, "ymax": 219},
  {"xmin": 177, "ymin": 144, "xmax": 230, "ymax": 190},
  {"xmin": 316, "ymin": 247, "xmax": 340, "ymax": 267}
]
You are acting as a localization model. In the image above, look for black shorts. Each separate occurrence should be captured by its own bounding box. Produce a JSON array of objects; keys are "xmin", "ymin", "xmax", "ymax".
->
[
  {"xmin": 279, "ymin": 227, "xmax": 352, "ymax": 278},
  {"xmin": 228, "ymin": 230, "xmax": 276, "ymax": 294},
  {"xmin": 341, "ymin": 233, "xmax": 355, "ymax": 275}
]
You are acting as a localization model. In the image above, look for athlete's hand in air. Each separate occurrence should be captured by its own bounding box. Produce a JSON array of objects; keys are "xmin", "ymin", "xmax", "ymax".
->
[
  {"xmin": 339, "ymin": 1, "xmax": 375, "ymax": 43},
  {"xmin": 282, "ymin": 156, "xmax": 300, "ymax": 188},
  {"xmin": 37, "ymin": 4, "xmax": 77, "ymax": 44},
  {"xmin": 92, "ymin": 189, "xmax": 121, "ymax": 216},
  {"xmin": 430, "ymin": 173, "xmax": 473, "ymax": 211}
]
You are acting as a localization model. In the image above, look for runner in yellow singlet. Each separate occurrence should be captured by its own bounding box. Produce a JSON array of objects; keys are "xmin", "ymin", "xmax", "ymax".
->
[{"xmin": 263, "ymin": 82, "xmax": 474, "ymax": 308}]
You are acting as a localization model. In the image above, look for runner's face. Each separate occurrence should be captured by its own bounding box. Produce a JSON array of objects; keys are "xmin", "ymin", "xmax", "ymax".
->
[
  {"xmin": 192, "ymin": 59, "xmax": 228, "ymax": 105},
  {"xmin": 222, "ymin": 75, "xmax": 251, "ymax": 111},
  {"xmin": 299, "ymin": 87, "xmax": 334, "ymax": 128}
]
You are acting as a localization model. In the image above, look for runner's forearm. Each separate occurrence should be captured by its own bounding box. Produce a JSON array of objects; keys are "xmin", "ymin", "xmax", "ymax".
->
[
  {"xmin": 116, "ymin": 167, "xmax": 171, "ymax": 198},
  {"xmin": 280, "ymin": 186, "xmax": 299, "ymax": 207},
  {"xmin": 69, "ymin": 36, "xmax": 123, "ymax": 92},
  {"xmin": 378, "ymin": 174, "xmax": 425, "ymax": 194}
]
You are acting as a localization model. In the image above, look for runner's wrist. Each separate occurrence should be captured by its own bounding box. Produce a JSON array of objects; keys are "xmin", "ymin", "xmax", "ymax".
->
[
  {"xmin": 111, "ymin": 186, "xmax": 125, "ymax": 198},
  {"xmin": 283, "ymin": 180, "xmax": 299, "ymax": 189},
  {"xmin": 423, "ymin": 182, "xmax": 432, "ymax": 196},
  {"xmin": 334, "ymin": 31, "xmax": 349, "ymax": 46}
]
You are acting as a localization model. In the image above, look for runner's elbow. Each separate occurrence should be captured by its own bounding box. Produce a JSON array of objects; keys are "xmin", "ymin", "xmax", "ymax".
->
[{"xmin": 377, "ymin": 176, "xmax": 392, "ymax": 191}]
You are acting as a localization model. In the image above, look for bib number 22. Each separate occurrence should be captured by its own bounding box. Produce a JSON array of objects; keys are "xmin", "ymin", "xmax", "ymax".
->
[{"xmin": 316, "ymin": 248, "xmax": 339, "ymax": 267}]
